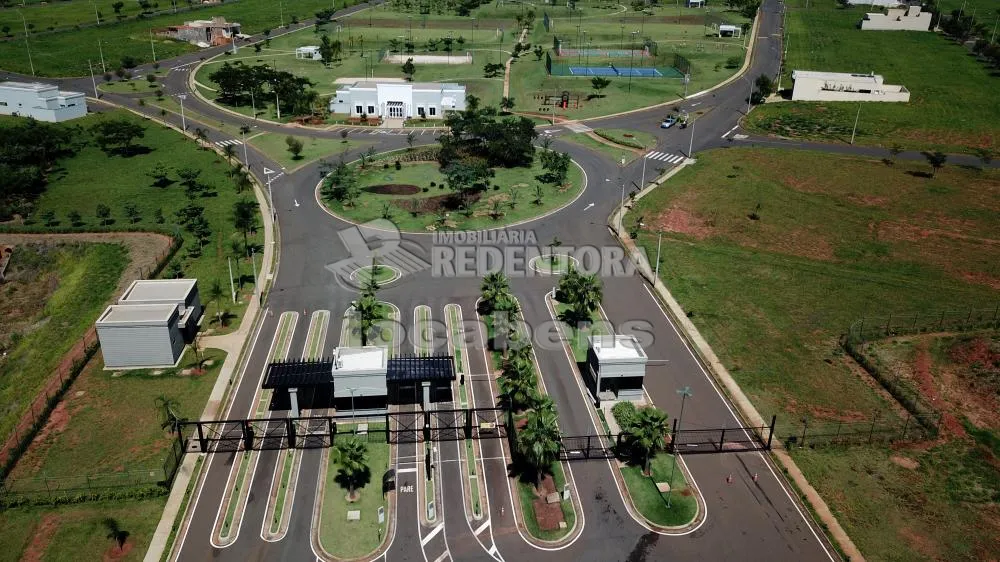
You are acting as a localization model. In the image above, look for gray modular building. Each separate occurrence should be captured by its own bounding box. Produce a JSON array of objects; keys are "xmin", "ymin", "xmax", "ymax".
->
[
  {"xmin": 586, "ymin": 335, "xmax": 648, "ymax": 403},
  {"xmin": 96, "ymin": 305, "xmax": 186, "ymax": 368},
  {"xmin": 0, "ymin": 81, "xmax": 87, "ymax": 123},
  {"xmin": 96, "ymin": 279, "xmax": 202, "ymax": 369},
  {"xmin": 329, "ymin": 81, "xmax": 466, "ymax": 120}
]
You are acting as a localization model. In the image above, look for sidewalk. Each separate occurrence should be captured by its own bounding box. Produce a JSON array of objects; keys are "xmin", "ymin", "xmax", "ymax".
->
[
  {"xmin": 610, "ymin": 163, "xmax": 865, "ymax": 562},
  {"xmin": 143, "ymin": 136, "xmax": 277, "ymax": 562}
]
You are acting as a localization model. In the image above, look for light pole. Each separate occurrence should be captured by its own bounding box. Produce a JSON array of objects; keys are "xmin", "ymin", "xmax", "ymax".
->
[
  {"xmin": 640, "ymin": 152, "xmax": 648, "ymax": 188},
  {"xmin": 741, "ymin": 74, "xmax": 753, "ymax": 115},
  {"xmin": 654, "ymin": 231, "xmax": 663, "ymax": 280},
  {"xmin": 666, "ymin": 386, "xmax": 692, "ymax": 508},
  {"xmin": 240, "ymin": 126, "xmax": 250, "ymax": 166},
  {"xmin": 628, "ymin": 30, "xmax": 638, "ymax": 93},
  {"xmin": 98, "ymin": 39, "xmax": 106, "ymax": 73},
  {"xmin": 177, "ymin": 94, "xmax": 187, "ymax": 131},
  {"xmin": 88, "ymin": 59, "xmax": 98, "ymax": 98},
  {"xmin": 687, "ymin": 114, "xmax": 696, "ymax": 157},
  {"xmin": 250, "ymin": 88, "xmax": 256, "ymax": 119},
  {"xmin": 90, "ymin": 0, "xmax": 100, "ymax": 25},
  {"xmin": 850, "ymin": 102, "xmax": 862, "ymax": 145},
  {"xmin": 274, "ymin": 90, "xmax": 281, "ymax": 120},
  {"xmin": 472, "ymin": 17, "xmax": 476, "ymax": 51},
  {"xmin": 17, "ymin": 10, "xmax": 34, "ymax": 76},
  {"xmin": 264, "ymin": 167, "xmax": 277, "ymax": 214},
  {"xmin": 149, "ymin": 28, "xmax": 157, "ymax": 63}
]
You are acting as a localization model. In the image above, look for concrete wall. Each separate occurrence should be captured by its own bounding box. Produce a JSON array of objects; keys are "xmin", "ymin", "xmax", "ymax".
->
[
  {"xmin": 333, "ymin": 372, "xmax": 387, "ymax": 399},
  {"xmin": 791, "ymin": 76, "xmax": 910, "ymax": 102},
  {"xmin": 861, "ymin": 7, "xmax": 932, "ymax": 31},
  {"xmin": 97, "ymin": 323, "xmax": 185, "ymax": 368}
]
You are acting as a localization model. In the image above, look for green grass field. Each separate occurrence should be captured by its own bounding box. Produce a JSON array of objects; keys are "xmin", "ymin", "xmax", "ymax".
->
[
  {"xmin": 4, "ymin": 110, "xmax": 264, "ymax": 335},
  {"xmin": 0, "ymin": 243, "xmax": 127, "ymax": 455},
  {"xmin": 560, "ymin": 132, "xmax": 640, "ymax": 164},
  {"xmin": 248, "ymin": 132, "xmax": 372, "ymax": 171},
  {"xmin": 620, "ymin": 453, "xmax": 697, "ymax": 527},
  {"xmin": 631, "ymin": 146, "xmax": 1000, "ymax": 560},
  {"xmin": 746, "ymin": 3, "xmax": 999, "ymax": 152},
  {"xmin": 319, "ymin": 436, "xmax": 390, "ymax": 559},
  {"xmin": 593, "ymin": 128, "xmax": 658, "ymax": 149},
  {"xmin": 515, "ymin": 459, "xmax": 576, "ymax": 541},
  {"xmin": 0, "ymin": 0, "xmax": 367, "ymax": 76},
  {"xmin": 325, "ymin": 154, "xmax": 585, "ymax": 231},
  {"xmin": 0, "ymin": 498, "xmax": 166, "ymax": 562},
  {"xmin": 8, "ymin": 350, "xmax": 224, "ymax": 481}
]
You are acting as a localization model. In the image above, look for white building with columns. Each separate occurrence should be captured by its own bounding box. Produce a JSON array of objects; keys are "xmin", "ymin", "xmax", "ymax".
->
[{"xmin": 329, "ymin": 81, "xmax": 466, "ymax": 120}]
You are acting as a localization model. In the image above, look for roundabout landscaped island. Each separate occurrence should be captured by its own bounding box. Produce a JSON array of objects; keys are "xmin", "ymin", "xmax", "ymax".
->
[{"xmin": 318, "ymin": 101, "xmax": 585, "ymax": 231}]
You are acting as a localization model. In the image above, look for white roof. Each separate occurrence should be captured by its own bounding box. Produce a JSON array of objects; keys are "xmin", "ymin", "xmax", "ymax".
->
[
  {"xmin": 98, "ymin": 304, "xmax": 177, "ymax": 326},
  {"xmin": 334, "ymin": 346, "xmax": 388, "ymax": 372},
  {"xmin": 120, "ymin": 279, "xmax": 197, "ymax": 303},
  {"xmin": 0, "ymin": 81, "xmax": 55, "ymax": 92},
  {"xmin": 348, "ymin": 81, "xmax": 465, "ymax": 91},
  {"xmin": 589, "ymin": 335, "xmax": 647, "ymax": 361},
  {"xmin": 792, "ymin": 70, "xmax": 882, "ymax": 82},
  {"xmin": 297, "ymin": 45, "xmax": 320, "ymax": 50}
]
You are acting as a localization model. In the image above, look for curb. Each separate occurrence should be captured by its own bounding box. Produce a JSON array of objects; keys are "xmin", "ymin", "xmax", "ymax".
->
[{"xmin": 609, "ymin": 160, "xmax": 864, "ymax": 562}]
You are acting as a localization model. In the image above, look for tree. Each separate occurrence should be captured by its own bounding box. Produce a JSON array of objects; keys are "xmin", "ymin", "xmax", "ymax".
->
[
  {"xmin": 923, "ymin": 150, "xmax": 947, "ymax": 177},
  {"xmin": 516, "ymin": 402, "xmax": 561, "ymax": 488},
  {"xmin": 123, "ymin": 202, "xmax": 141, "ymax": 224},
  {"xmin": 112, "ymin": 2, "xmax": 125, "ymax": 14},
  {"xmin": 500, "ymin": 96, "xmax": 515, "ymax": 113},
  {"xmin": 492, "ymin": 293, "xmax": 520, "ymax": 357},
  {"xmin": 362, "ymin": 256, "xmax": 382, "ymax": 298},
  {"xmin": 208, "ymin": 279, "xmax": 227, "ymax": 326},
  {"xmin": 352, "ymin": 294, "xmax": 385, "ymax": 346},
  {"xmin": 334, "ymin": 437, "xmax": 369, "ymax": 501},
  {"xmin": 90, "ymin": 119, "xmax": 145, "ymax": 155},
  {"xmin": 499, "ymin": 354, "xmax": 538, "ymax": 412},
  {"xmin": 406, "ymin": 131, "xmax": 416, "ymax": 150},
  {"xmin": 96, "ymin": 204, "xmax": 112, "ymax": 226},
  {"xmin": 68, "ymin": 210, "xmax": 83, "ymax": 227},
  {"xmin": 591, "ymin": 76, "xmax": 611, "ymax": 97},
  {"xmin": 754, "ymin": 73, "xmax": 775, "ymax": 99},
  {"xmin": 319, "ymin": 34, "xmax": 335, "ymax": 66},
  {"xmin": 626, "ymin": 406, "xmax": 670, "ymax": 475},
  {"xmin": 194, "ymin": 127, "xmax": 209, "ymax": 147},
  {"xmin": 38, "ymin": 210, "xmax": 56, "ymax": 226},
  {"xmin": 222, "ymin": 143, "xmax": 236, "ymax": 164},
  {"xmin": 533, "ymin": 45, "xmax": 544, "ymax": 60},
  {"xmin": 973, "ymin": 147, "xmax": 994, "ymax": 169},
  {"xmin": 286, "ymin": 136, "xmax": 305, "ymax": 159},
  {"xmin": 155, "ymin": 395, "xmax": 183, "ymax": 434},
  {"xmin": 401, "ymin": 58, "xmax": 416, "ymax": 81},
  {"xmin": 555, "ymin": 265, "xmax": 603, "ymax": 324},
  {"xmin": 147, "ymin": 162, "xmax": 172, "ymax": 187},
  {"xmin": 533, "ymin": 184, "xmax": 544, "ymax": 205},
  {"xmin": 177, "ymin": 167, "xmax": 203, "ymax": 198},
  {"xmin": 103, "ymin": 518, "xmax": 129, "ymax": 552},
  {"xmin": 479, "ymin": 271, "xmax": 511, "ymax": 314},
  {"xmin": 231, "ymin": 198, "xmax": 258, "ymax": 248}
]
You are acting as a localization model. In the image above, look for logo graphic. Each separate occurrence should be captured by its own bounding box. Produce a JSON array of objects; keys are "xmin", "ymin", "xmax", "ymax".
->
[{"xmin": 326, "ymin": 219, "xmax": 430, "ymax": 290}]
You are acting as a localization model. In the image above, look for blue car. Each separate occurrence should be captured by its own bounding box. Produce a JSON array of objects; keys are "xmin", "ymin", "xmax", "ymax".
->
[{"xmin": 660, "ymin": 116, "xmax": 678, "ymax": 129}]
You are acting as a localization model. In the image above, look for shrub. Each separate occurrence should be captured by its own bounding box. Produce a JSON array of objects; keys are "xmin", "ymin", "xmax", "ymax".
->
[
  {"xmin": 430, "ymin": 181, "xmax": 436, "ymax": 187},
  {"xmin": 611, "ymin": 401, "xmax": 638, "ymax": 431},
  {"xmin": 422, "ymin": 187, "xmax": 429, "ymax": 192}
]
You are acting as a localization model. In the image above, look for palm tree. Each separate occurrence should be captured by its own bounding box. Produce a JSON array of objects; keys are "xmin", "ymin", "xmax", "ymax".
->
[
  {"xmin": 334, "ymin": 436, "xmax": 369, "ymax": 501},
  {"xmin": 155, "ymin": 395, "xmax": 182, "ymax": 434},
  {"xmin": 571, "ymin": 272, "xmax": 603, "ymax": 324},
  {"xmin": 516, "ymin": 404, "xmax": 561, "ymax": 489},
  {"xmin": 103, "ymin": 518, "xmax": 129, "ymax": 552},
  {"xmin": 229, "ymin": 239, "xmax": 243, "ymax": 288},
  {"xmin": 207, "ymin": 279, "xmax": 226, "ymax": 326},
  {"xmin": 194, "ymin": 127, "xmax": 208, "ymax": 147},
  {"xmin": 352, "ymin": 294, "xmax": 385, "ymax": 346},
  {"xmin": 479, "ymin": 271, "xmax": 511, "ymax": 314},
  {"xmin": 222, "ymin": 143, "xmax": 236, "ymax": 163},
  {"xmin": 362, "ymin": 256, "xmax": 382, "ymax": 297},
  {"xmin": 627, "ymin": 406, "xmax": 670, "ymax": 475},
  {"xmin": 499, "ymin": 369, "xmax": 538, "ymax": 412},
  {"xmin": 231, "ymin": 198, "xmax": 258, "ymax": 248},
  {"xmin": 492, "ymin": 293, "xmax": 519, "ymax": 357}
]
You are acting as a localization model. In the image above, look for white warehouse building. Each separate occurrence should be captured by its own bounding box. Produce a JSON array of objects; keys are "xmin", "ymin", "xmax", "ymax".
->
[
  {"xmin": 861, "ymin": 6, "xmax": 932, "ymax": 31},
  {"xmin": 0, "ymin": 81, "xmax": 87, "ymax": 122},
  {"xmin": 329, "ymin": 81, "xmax": 466, "ymax": 120},
  {"xmin": 791, "ymin": 70, "xmax": 910, "ymax": 102}
]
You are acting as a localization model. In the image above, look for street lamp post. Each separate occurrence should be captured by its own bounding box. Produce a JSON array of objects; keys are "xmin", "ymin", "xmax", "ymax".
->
[
  {"xmin": 850, "ymin": 102, "xmax": 862, "ymax": 145},
  {"xmin": 98, "ymin": 39, "xmax": 106, "ymax": 73},
  {"xmin": 666, "ymin": 386, "xmax": 692, "ymax": 508},
  {"xmin": 177, "ymin": 94, "xmax": 187, "ymax": 131},
  {"xmin": 742, "ymin": 74, "xmax": 753, "ymax": 115},
  {"xmin": 275, "ymin": 91, "xmax": 281, "ymax": 120},
  {"xmin": 88, "ymin": 59, "xmax": 98, "ymax": 98},
  {"xmin": 654, "ymin": 231, "xmax": 663, "ymax": 280},
  {"xmin": 149, "ymin": 28, "xmax": 157, "ymax": 63},
  {"xmin": 687, "ymin": 114, "xmax": 696, "ymax": 157},
  {"xmin": 17, "ymin": 10, "xmax": 34, "ymax": 76}
]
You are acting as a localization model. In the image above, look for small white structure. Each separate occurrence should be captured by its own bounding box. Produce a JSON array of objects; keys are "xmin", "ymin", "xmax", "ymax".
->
[
  {"xmin": 791, "ymin": 70, "xmax": 910, "ymax": 102},
  {"xmin": 718, "ymin": 24, "xmax": 742, "ymax": 38},
  {"xmin": 586, "ymin": 335, "xmax": 648, "ymax": 402},
  {"xmin": 330, "ymin": 81, "xmax": 467, "ymax": 120},
  {"xmin": 846, "ymin": 0, "xmax": 902, "ymax": 6},
  {"xmin": 861, "ymin": 6, "xmax": 932, "ymax": 31},
  {"xmin": 96, "ymin": 279, "xmax": 202, "ymax": 369},
  {"xmin": 160, "ymin": 16, "xmax": 241, "ymax": 47},
  {"xmin": 686, "ymin": 0, "xmax": 705, "ymax": 7},
  {"xmin": 0, "ymin": 81, "xmax": 87, "ymax": 123},
  {"xmin": 296, "ymin": 46, "xmax": 322, "ymax": 60}
]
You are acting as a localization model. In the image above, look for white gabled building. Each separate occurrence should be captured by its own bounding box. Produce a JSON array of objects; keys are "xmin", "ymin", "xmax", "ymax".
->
[
  {"xmin": 861, "ymin": 6, "xmax": 932, "ymax": 31},
  {"xmin": 295, "ymin": 46, "xmax": 322, "ymax": 60},
  {"xmin": 0, "ymin": 81, "xmax": 87, "ymax": 122},
  {"xmin": 791, "ymin": 70, "xmax": 910, "ymax": 102},
  {"xmin": 329, "ymin": 81, "xmax": 466, "ymax": 120}
]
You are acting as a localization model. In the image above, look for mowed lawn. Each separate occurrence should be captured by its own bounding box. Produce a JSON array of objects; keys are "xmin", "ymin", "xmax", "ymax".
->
[
  {"xmin": 247, "ymin": 133, "xmax": 372, "ymax": 171},
  {"xmin": 12, "ymin": 110, "xmax": 264, "ymax": 335},
  {"xmin": 747, "ymin": 3, "xmax": 999, "ymax": 152},
  {"xmin": 0, "ymin": 243, "xmax": 127, "ymax": 454},
  {"xmin": 0, "ymin": 0, "xmax": 366, "ymax": 77},
  {"xmin": 631, "ymin": 147, "xmax": 1000, "ymax": 560},
  {"xmin": 0, "ymin": 498, "xmax": 165, "ymax": 562},
  {"xmin": 319, "ymin": 434, "xmax": 390, "ymax": 559},
  {"xmin": 8, "ymin": 350, "xmax": 224, "ymax": 481}
]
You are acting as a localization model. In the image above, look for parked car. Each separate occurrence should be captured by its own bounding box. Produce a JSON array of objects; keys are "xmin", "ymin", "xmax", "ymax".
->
[{"xmin": 660, "ymin": 116, "xmax": 678, "ymax": 129}]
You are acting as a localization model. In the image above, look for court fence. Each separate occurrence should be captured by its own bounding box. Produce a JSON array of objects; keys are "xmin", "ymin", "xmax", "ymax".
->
[{"xmin": 545, "ymin": 51, "xmax": 681, "ymax": 78}]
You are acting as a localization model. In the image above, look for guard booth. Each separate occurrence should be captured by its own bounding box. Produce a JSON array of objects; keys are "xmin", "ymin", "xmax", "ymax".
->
[{"xmin": 585, "ymin": 335, "xmax": 648, "ymax": 404}]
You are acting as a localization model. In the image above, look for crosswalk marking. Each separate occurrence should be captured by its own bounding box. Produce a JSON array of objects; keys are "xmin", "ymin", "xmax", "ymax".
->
[
  {"xmin": 646, "ymin": 151, "xmax": 684, "ymax": 164},
  {"xmin": 215, "ymin": 139, "xmax": 243, "ymax": 147},
  {"xmin": 421, "ymin": 524, "xmax": 444, "ymax": 546}
]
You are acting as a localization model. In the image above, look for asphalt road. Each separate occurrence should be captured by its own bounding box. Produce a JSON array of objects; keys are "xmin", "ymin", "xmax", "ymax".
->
[{"xmin": 0, "ymin": 0, "xmax": 869, "ymax": 559}]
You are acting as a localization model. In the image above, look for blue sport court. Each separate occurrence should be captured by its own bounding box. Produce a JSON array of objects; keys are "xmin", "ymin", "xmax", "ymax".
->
[{"xmin": 567, "ymin": 65, "xmax": 665, "ymax": 78}]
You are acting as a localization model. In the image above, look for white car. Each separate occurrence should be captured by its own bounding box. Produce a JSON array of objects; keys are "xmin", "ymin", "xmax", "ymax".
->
[{"xmin": 660, "ymin": 116, "xmax": 678, "ymax": 129}]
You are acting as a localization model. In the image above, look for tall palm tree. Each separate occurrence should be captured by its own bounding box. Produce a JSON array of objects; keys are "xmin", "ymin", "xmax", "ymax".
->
[
  {"xmin": 352, "ymin": 294, "xmax": 385, "ymax": 346},
  {"xmin": 516, "ymin": 405, "xmax": 562, "ymax": 489},
  {"xmin": 492, "ymin": 293, "xmax": 519, "ymax": 357},
  {"xmin": 479, "ymin": 271, "xmax": 511, "ymax": 314},
  {"xmin": 103, "ymin": 518, "xmax": 129, "ymax": 551},
  {"xmin": 222, "ymin": 143, "xmax": 236, "ymax": 163},
  {"xmin": 229, "ymin": 239, "xmax": 243, "ymax": 288},
  {"xmin": 231, "ymin": 198, "xmax": 258, "ymax": 248},
  {"xmin": 334, "ymin": 436, "xmax": 369, "ymax": 501},
  {"xmin": 155, "ymin": 395, "xmax": 182, "ymax": 433},
  {"xmin": 362, "ymin": 256, "xmax": 382, "ymax": 297},
  {"xmin": 571, "ymin": 272, "xmax": 603, "ymax": 324},
  {"xmin": 627, "ymin": 407, "xmax": 670, "ymax": 475},
  {"xmin": 207, "ymin": 279, "xmax": 226, "ymax": 326}
]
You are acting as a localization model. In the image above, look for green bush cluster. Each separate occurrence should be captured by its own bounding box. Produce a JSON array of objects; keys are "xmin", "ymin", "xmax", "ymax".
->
[
  {"xmin": 611, "ymin": 401, "xmax": 637, "ymax": 430},
  {"xmin": 0, "ymin": 484, "xmax": 168, "ymax": 509}
]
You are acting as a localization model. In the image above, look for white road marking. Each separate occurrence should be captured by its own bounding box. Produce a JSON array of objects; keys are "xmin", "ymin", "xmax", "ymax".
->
[
  {"xmin": 722, "ymin": 125, "xmax": 739, "ymax": 139},
  {"xmin": 583, "ymin": 203, "xmax": 595, "ymax": 211},
  {"xmin": 215, "ymin": 139, "xmax": 243, "ymax": 147},
  {"xmin": 474, "ymin": 520, "xmax": 491, "ymax": 535},
  {"xmin": 421, "ymin": 523, "xmax": 444, "ymax": 546},
  {"xmin": 397, "ymin": 467, "xmax": 418, "ymax": 473},
  {"xmin": 293, "ymin": 199, "xmax": 299, "ymax": 207}
]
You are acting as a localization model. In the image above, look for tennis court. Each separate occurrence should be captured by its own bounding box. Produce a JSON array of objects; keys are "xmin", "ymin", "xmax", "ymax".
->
[{"xmin": 567, "ymin": 65, "xmax": 681, "ymax": 78}]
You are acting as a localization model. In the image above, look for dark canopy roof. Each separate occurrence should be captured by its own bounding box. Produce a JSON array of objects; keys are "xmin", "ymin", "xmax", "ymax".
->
[
  {"xmin": 387, "ymin": 355, "xmax": 455, "ymax": 382},
  {"xmin": 262, "ymin": 354, "xmax": 455, "ymax": 389}
]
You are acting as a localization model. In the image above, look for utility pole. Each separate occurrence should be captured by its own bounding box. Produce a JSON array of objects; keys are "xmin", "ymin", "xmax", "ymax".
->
[
  {"xmin": 251, "ymin": 247, "xmax": 259, "ymax": 294},
  {"xmin": 98, "ymin": 39, "xmax": 106, "ymax": 73},
  {"xmin": 687, "ymin": 115, "xmax": 696, "ymax": 157},
  {"xmin": 227, "ymin": 257, "xmax": 237, "ymax": 303},
  {"xmin": 654, "ymin": 232, "xmax": 662, "ymax": 280},
  {"xmin": 850, "ymin": 102, "xmax": 862, "ymax": 145},
  {"xmin": 241, "ymin": 127, "xmax": 250, "ymax": 166},
  {"xmin": 18, "ymin": 10, "xmax": 34, "ymax": 76},
  {"xmin": 275, "ymin": 91, "xmax": 281, "ymax": 120},
  {"xmin": 88, "ymin": 59, "xmax": 98, "ymax": 98},
  {"xmin": 149, "ymin": 28, "xmax": 157, "ymax": 63},
  {"xmin": 280, "ymin": 0, "xmax": 285, "ymax": 28},
  {"xmin": 666, "ymin": 386, "xmax": 692, "ymax": 509},
  {"xmin": 92, "ymin": 0, "xmax": 100, "ymax": 25},
  {"xmin": 177, "ymin": 94, "xmax": 187, "ymax": 131}
]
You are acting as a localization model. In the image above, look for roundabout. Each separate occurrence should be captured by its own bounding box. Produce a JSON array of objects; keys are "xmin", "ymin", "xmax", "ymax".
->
[
  {"xmin": 349, "ymin": 263, "xmax": 402, "ymax": 286},
  {"xmin": 528, "ymin": 253, "xmax": 578, "ymax": 275}
]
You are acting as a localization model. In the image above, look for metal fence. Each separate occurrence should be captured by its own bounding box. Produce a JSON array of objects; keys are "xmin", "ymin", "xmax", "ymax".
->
[
  {"xmin": 1, "ymin": 467, "xmax": 168, "ymax": 502},
  {"xmin": 845, "ymin": 305, "xmax": 1000, "ymax": 343},
  {"xmin": 775, "ymin": 412, "xmax": 940, "ymax": 449}
]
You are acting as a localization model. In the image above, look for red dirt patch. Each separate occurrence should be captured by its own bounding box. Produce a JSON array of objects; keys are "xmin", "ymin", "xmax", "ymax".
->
[
  {"xmin": 652, "ymin": 207, "xmax": 712, "ymax": 239},
  {"xmin": 366, "ymin": 184, "xmax": 421, "ymax": 195},
  {"xmin": 898, "ymin": 526, "xmax": 942, "ymax": 561},
  {"xmin": 103, "ymin": 540, "xmax": 134, "ymax": 561},
  {"xmin": 890, "ymin": 455, "xmax": 920, "ymax": 470},
  {"xmin": 21, "ymin": 513, "xmax": 60, "ymax": 562},
  {"xmin": 911, "ymin": 343, "xmax": 966, "ymax": 437},
  {"xmin": 530, "ymin": 474, "xmax": 565, "ymax": 532}
]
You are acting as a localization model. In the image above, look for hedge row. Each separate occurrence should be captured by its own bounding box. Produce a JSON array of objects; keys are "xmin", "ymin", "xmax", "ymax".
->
[{"xmin": 0, "ymin": 484, "xmax": 168, "ymax": 510}]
